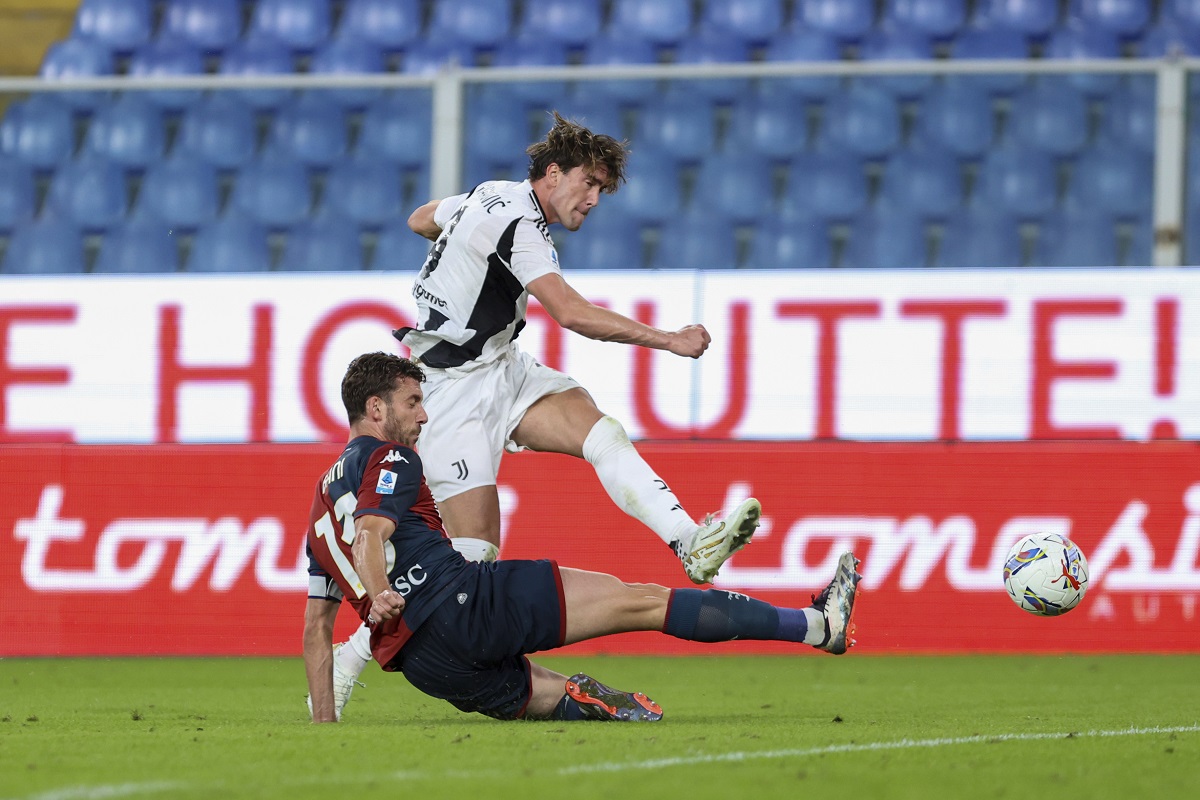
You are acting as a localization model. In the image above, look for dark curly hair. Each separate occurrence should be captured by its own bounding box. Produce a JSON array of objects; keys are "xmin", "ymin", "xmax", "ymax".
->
[
  {"xmin": 341, "ymin": 352, "xmax": 425, "ymax": 425},
  {"xmin": 527, "ymin": 111, "xmax": 628, "ymax": 193}
]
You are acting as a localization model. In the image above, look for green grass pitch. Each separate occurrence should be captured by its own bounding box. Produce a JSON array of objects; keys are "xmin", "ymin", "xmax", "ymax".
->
[{"xmin": 1, "ymin": 654, "xmax": 1196, "ymax": 800}]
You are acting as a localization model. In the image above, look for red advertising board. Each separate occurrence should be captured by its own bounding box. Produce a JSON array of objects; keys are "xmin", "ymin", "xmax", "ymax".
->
[{"xmin": 2, "ymin": 441, "xmax": 1197, "ymax": 657}]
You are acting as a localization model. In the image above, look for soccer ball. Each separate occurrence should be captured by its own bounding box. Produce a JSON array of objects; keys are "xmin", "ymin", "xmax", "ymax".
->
[{"xmin": 1003, "ymin": 533, "xmax": 1089, "ymax": 616}]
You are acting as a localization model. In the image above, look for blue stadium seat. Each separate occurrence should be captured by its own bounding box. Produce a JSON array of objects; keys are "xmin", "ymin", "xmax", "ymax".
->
[
  {"xmin": 856, "ymin": 28, "xmax": 936, "ymax": 98},
  {"xmin": 610, "ymin": 0, "xmax": 694, "ymax": 46},
  {"xmin": 0, "ymin": 157, "xmax": 35, "ymax": 232},
  {"xmin": 309, "ymin": 37, "xmax": 387, "ymax": 109},
  {"xmin": 760, "ymin": 29, "xmax": 844, "ymax": 102},
  {"xmin": 74, "ymin": 0, "xmax": 153, "ymax": 52},
  {"xmin": 797, "ymin": 0, "xmax": 875, "ymax": 40},
  {"xmin": 1043, "ymin": 24, "xmax": 1122, "ymax": 97},
  {"xmin": 1010, "ymin": 78, "xmax": 1089, "ymax": 157},
  {"xmin": 187, "ymin": 216, "xmax": 272, "ymax": 272},
  {"xmin": 1137, "ymin": 21, "xmax": 1200, "ymax": 56},
  {"xmin": 0, "ymin": 95, "xmax": 75, "ymax": 170},
  {"xmin": 1030, "ymin": 211, "xmax": 1119, "ymax": 268},
  {"xmin": 322, "ymin": 157, "xmax": 403, "ymax": 227},
  {"xmin": 162, "ymin": 0, "xmax": 243, "ymax": 52},
  {"xmin": 606, "ymin": 154, "xmax": 682, "ymax": 224},
  {"xmin": 700, "ymin": 0, "xmax": 785, "ymax": 45},
  {"xmin": 1068, "ymin": 0, "xmax": 1151, "ymax": 37},
  {"xmin": 915, "ymin": 81, "xmax": 996, "ymax": 158},
  {"xmin": 841, "ymin": 208, "xmax": 930, "ymax": 269},
  {"xmin": 177, "ymin": 93, "xmax": 258, "ymax": 170},
  {"xmin": 946, "ymin": 27, "xmax": 1030, "ymax": 94},
  {"xmin": 230, "ymin": 157, "xmax": 312, "ymax": 228},
  {"xmin": 269, "ymin": 93, "xmax": 348, "ymax": 167},
  {"xmin": 219, "ymin": 35, "xmax": 297, "ymax": 110},
  {"xmin": 1, "ymin": 219, "xmax": 85, "ymax": 274},
  {"xmin": 249, "ymin": 0, "xmax": 332, "ymax": 52},
  {"xmin": 580, "ymin": 35, "xmax": 659, "ymax": 103},
  {"xmin": 883, "ymin": 0, "xmax": 966, "ymax": 38},
  {"xmin": 973, "ymin": 0, "xmax": 1058, "ymax": 37},
  {"xmin": 517, "ymin": 0, "xmax": 601, "ymax": 46},
  {"xmin": 817, "ymin": 84, "xmax": 901, "ymax": 158},
  {"xmin": 554, "ymin": 97, "xmax": 625, "ymax": 141},
  {"xmin": 357, "ymin": 91, "xmax": 433, "ymax": 168},
  {"xmin": 39, "ymin": 37, "xmax": 114, "ymax": 111},
  {"xmin": 672, "ymin": 35, "xmax": 752, "ymax": 103},
  {"xmin": 465, "ymin": 90, "xmax": 534, "ymax": 169},
  {"xmin": 649, "ymin": 211, "xmax": 738, "ymax": 269},
  {"xmin": 400, "ymin": 37, "xmax": 477, "ymax": 75},
  {"xmin": 489, "ymin": 38, "xmax": 571, "ymax": 106},
  {"xmin": 47, "ymin": 156, "xmax": 128, "ymax": 231},
  {"xmin": 691, "ymin": 152, "xmax": 774, "ymax": 224},
  {"xmin": 1102, "ymin": 78, "xmax": 1155, "ymax": 153},
  {"xmin": 782, "ymin": 152, "xmax": 868, "ymax": 221},
  {"xmin": 280, "ymin": 216, "xmax": 363, "ymax": 271},
  {"xmin": 934, "ymin": 211, "xmax": 1023, "ymax": 268},
  {"xmin": 1067, "ymin": 146, "xmax": 1153, "ymax": 220},
  {"xmin": 1125, "ymin": 215, "xmax": 1152, "ymax": 266},
  {"xmin": 1185, "ymin": 213, "xmax": 1200, "ymax": 267},
  {"xmin": 976, "ymin": 146, "xmax": 1057, "ymax": 220},
  {"xmin": 635, "ymin": 96, "xmax": 717, "ymax": 162},
  {"xmin": 564, "ymin": 210, "xmax": 643, "ymax": 270},
  {"xmin": 83, "ymin": 94, "xmax": 165, "ymax": 170},
  {"xmin": 371, "ymin": 220, "xmax": 434, "ymax": 271},
  {"xmin": 726, "ymin": 97, "xmax": 808, "ymax": 160},
  {"xmin": 338, "ymin": 0, "xmax": 423, "ymax": 51},
  {"xmin": 127, "ymin": 37, "xmax": 207, "ymax": 111},
  {"xmin": 94, "ymin": 218, "xmax": 179, "ymax": 273},
  {"xmin": 880, "ymin": 149, "xmax": 964, "ymax": 219},
  {"xmin": 134, "ymin": 154, "xmax": 219, "ymax": 230},
  {"xmin": 745, "ymin": 217, "xmax": 832, "ymax": 269},
  {"xmin": 429, "ymin": 0, "xmax": 513, "ymax": 48},
  {"xmin": 1170, "ymin": 0, "xmax": 1200, "ymax": 29}
]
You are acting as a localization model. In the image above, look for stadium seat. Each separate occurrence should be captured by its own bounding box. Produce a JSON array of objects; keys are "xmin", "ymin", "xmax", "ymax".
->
[
  {"xmin": 782, "ymin": 152, "xmax": 868, "ymax": 221},
  {"xmin": 1010, "ymin": 79, "xmax": 1090, "ymax": 157},
  {"xmin": 134, "ymin": 154, "xmax": 219, "ymax": 230},
  {"xmin": 606, "ymin": 154, "xmax": 682, "ymax": 224},
  {"xmin": 1125, "ymin": 215, "xmax": 1153, "ymax": 266},
  {"xmin": 1185, "ymin": 212, "xmax": 1200, "ymax": 266},
  {"xmin": 1067, "ymin": 146, "xmax": 1153, "ymax": 220},
  {"xmin": 177, "ymin": 93, "xmax": 258, "ymax": 170},
  {"xmin": 93, "ymin": 218, "xmax": 179, "ymax": 273},
  {"xmin": 0, "ymin": 157, "xmax": 36, "ymax": 232},
  {"xmin": 817, "ymin": 84, "xmax": 901, "ymax": 158},
  {"xmin": 0, "ymin": 95, "xmax": 75, "ymax": 170},
  {"xmin": 280, "ymin": 216, "xmax": 363, "ymax": 271},
  {"xmin": 610, "ymin": 0, "xmax": 694, "ymax": 46},
  {"xmin": 517, "ymin": 0, "xmax": 601, "ymax": 46},
  {"xmin": 428, "ymin": 0, "xmax": 513, "ymax": 48},
  {"xmin": 1102, "ymin": 78, "xmax": 1155, "ymax": 154},
  {"xmin": 841, "ymin": 208, "xmax": 930, "ymax": 269},
  {"xmin": 1030, "ymin": 211, "xmax": 1119, "ymax": 268},
  {"xmin": 338, "ymin": 0, "xmax": 423, "ymax": 51},
  {"xmin": 554, "ymin": 97, "xmax": 625, "ymax": 141},
  {"xmin": 268, "ymin": 93, "xmax": 348, "ymax": 167},
  {"xmin": 915, "ymin": 81, "xmax": 996, "ymax": 158},
  {"xmin": 400, "ymin": 37, "xmax": 477, "ymax": 75},
  {"xmin": 249, "ymin": 0, "xmax": 333, "ymax": 52},
  {"xmin": 219, "ymin": 35, "xmax": 297, "ymax": 110},
  {"xmin": 691, "ymin": 152, "xmax": 775, "ymax": 224},
  {"xmin": 230, "ymin": 157, "xmax": 312, "ymax": 228},
  {"xmin": 322, "ymin": 157, "xmax": 404, "ymax": 227},
  {"xmin": 671, "ymin": 35, "xmax": 752, "ymax": 103},
  {"xmin": 74, "ymin": 0, "xmax": 153, "ymax": 52},
  {"xmin": 580, "ymin": 35, "xmax": 659, "ymax": 103},
  {"xmin": 699, "ymin": 0, "xmax": 785, "ymax": 46},
  {"xmin": 83, "ymin": 93, "xmax": 165, "ymax": 170},
  {"xmin": 127, "ymin": 37, "xmax": 207, "ymax": 111},
  {"xmin": 745, "ymin": 217, "xmax": 832, "ymax": 269},
  {"xmin": 356, "ymin": 91, "xmax": 433, "ymax": 168},
  {"xmin": 1068, "ymin": 0, "xmax": 1151, "ymax": 37},
  {"xmin": 946, "ymin": 27, "xmax": 1030, "ymax": 94},
  {"xmin": 39, "ymin": 37, "xmax": 114, "ymax": 111},
  {"xmin": 856, "ymin": 28, "xmax": 936, "ymax": 99},
  {"xmin": 309, "ymin": 37, "xmax": 387, "ymax": 109},
  {"xmin": 465, "ymin": 90, "xmax": 535, "ymax": 169},
  {"xmin": 187, "ymin": 216, "xmax": 272, "ymax": 272},
  {"xmin": 489, "ymin": 38, "xmax": 571, "ymax": 106},
  {"xmin": 972, "ymin": 0, "xmax": 1058, "ymax": 37},
  {"xmin": 635, "ymin": 96, "xmax": 717, "ymax": 162},
  {"xmin": 648, "ymin": 212, "xmax": 738, "ymax": 270},
  {"xmin": 934, "ymin": 211, "xmax": 1023, "ymax": 268},
  {"xmin": 162, "ymin": 0, "xmax": 243, "ymax": 52},
  {"xmin": 726, "ymin": 97, "xmax": 808, "ymax": 160},
  {"xmin": 1137, "ymin": 21, "xmax": 1200, "ymax": 56},
  {"xmin": 47, "ymin": 156, "xmax": 128, "ymax": 231},
  {"xmin": 976, "ymin": 146, "xmax": 1057, "ymax": 220},
  {"xmin": 1, "ymin": 219, "xmax": 85, "ymax": 274},
  {"xmin": 371, "ymin": 220, "xmax": 434, "ymax": 271},
  {"xmin": 796, "ymin": 0, "xmax": 875, "ymax": 40},
  {"xmin": 880, "ymin": 149, "xmax": 964, "ymax": 220},
  {"xmin": 883, "ymin": 0, "xmax": 966, "ymax": 38},
  {"xmin": 1043, "ymin": 24, "xmax": 1122, "ymax": 98},
  {"xmin": 760, "ymin": 29, "xmax": 844, "ymax": 102},
  {"xmin": 564, "ymin": 210, "xmax": 643, "ymax": 270}
]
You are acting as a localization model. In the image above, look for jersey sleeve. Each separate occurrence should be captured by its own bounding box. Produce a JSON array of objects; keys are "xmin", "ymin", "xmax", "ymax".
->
[
  {"xmin": 354, "ymin": 443, "xmax": 423, "ymax": 524},
  {"xmin": 433, "ymin": 193, "xmax": 470, "ymax": 228},
  {"xmin": 507, "ymin": 217, "xmax": 561, "ymax": 287},
  {"xmin": 306, "ymin": 543, "xmax": 344, "ymax": 601}
]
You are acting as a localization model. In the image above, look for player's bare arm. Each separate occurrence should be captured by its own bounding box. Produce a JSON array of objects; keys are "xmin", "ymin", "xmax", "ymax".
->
[
  {"xmin": 527, "ymin": 272, "xmax": 711, "ymax": 358},
  {"xmin": 302, "ymin": 597, "xmax": 340, "ymax": 723},
  {"xmin": 351, "ymin": 514, "xmax": 405, "ymax": 623},
  {"xmin": 407, "ymin": 199, "xmax": 443, "ymax": 241}
]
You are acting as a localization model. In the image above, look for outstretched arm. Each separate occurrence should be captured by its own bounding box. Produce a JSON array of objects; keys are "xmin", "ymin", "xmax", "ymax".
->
[
  {"xmin": 527, "ymin": 272, "xmax": 711, "ymax": 358},
  {"xmin": 350, "ymin": 514, "xmax": 406, "ymax": 624},
  {"xmin": 303, "ymin": 597, "xmax": 340, "ymax": 723}
]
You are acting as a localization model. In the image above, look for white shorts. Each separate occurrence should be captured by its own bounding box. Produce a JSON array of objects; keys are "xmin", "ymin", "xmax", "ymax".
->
[{"xmin": 417, "ymin": 348, "xmax": 581, "ymax": 502}]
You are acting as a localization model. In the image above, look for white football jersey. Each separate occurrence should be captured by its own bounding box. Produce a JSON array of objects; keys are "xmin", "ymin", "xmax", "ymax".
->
[{"xmin": 394, "ymin": 180, "xmax": 561, "ymax": 369}]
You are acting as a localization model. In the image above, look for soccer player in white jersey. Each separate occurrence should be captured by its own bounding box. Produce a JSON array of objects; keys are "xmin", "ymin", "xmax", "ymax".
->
[{"xmin": 310, "ymin": 112, "xmax": 762, "ymax": 719}]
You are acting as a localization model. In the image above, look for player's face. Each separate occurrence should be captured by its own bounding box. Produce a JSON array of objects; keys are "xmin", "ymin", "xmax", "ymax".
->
[
  {"xmin": 547, "ymin": 164, "xmax": 608, "ymax": 231},
  {"xmin": 381, "ymin": 377, "xmax": 427, "ymax": 447}
]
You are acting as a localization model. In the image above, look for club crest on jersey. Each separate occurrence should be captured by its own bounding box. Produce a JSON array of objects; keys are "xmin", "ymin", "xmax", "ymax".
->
[
  {"xmin": 376, "ymin": 469, "xmax": 397, "ymax": 495},
  {"xmin": 380, "ymin": 450, "xmax": 408, "ymax": 465}
]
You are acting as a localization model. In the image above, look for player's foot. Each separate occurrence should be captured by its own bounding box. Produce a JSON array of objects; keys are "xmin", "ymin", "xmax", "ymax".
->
[
  {"xmin": 809, "ymin": 551, "xmax": 862, "ymax": 655},
  {"xmin": 675, "ymin": 497, "xmax": 762, "ymax": 584},
  {"xmin": 564, "ymin": 673, "xmax": 664, "ymax": 722},
  {"xmin": 306, "ymin": 642, "xmax": 365, "ymax": 721}
]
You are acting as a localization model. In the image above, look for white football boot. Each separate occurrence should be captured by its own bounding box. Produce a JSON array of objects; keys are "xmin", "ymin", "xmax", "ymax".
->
[{"xmin": 675, "ymin": 497, "xmax": 762, "ymax": 584}]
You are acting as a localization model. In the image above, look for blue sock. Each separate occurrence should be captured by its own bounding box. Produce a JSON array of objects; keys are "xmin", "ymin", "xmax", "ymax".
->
[{"xmin": 662, "ymin": 589, "xmax": 808, "ymax": 643}]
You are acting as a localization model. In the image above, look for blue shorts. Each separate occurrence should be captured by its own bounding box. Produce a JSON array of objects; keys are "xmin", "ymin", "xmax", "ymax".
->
[{"xmin": 391, "ymin": 559, "xmax": 566, "ymax": 720}]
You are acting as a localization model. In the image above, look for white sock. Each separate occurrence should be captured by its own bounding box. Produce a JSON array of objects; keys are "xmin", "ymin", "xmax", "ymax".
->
[
  {"xmin": 801, "ymin": 607, "xmax": 827, "ymax": 646},
  {"xmin": 339, "ymin": 625, "xmax": 372, "ymax": 677},
  {"xmin": 582, "ymin": 416, "xmax": 697, "ymax": 547},
  {"xmin": 451, "ymin": 537, "xmax": 499, "ymax": 562}
]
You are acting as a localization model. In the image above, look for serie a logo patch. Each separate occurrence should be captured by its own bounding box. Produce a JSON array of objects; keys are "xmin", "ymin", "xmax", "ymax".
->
[{"xmin": 376, "ymin": 469, "xmax": 397, "ymax": 495}]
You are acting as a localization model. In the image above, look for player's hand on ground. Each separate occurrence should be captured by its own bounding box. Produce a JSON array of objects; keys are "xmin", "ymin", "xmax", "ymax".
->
[
  {"xmin": 368, "ymin": 588, "xmax": 405, "ymax": 624},
  {"xmin": 668, "ymin": 325, "xmax": 711, "ymax": 358}
]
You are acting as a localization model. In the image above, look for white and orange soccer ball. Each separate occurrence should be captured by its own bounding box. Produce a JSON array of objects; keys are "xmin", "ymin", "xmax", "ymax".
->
[{"xmin": 1003, "ymin": 533, "xmax": 1090, "ymax": 616}]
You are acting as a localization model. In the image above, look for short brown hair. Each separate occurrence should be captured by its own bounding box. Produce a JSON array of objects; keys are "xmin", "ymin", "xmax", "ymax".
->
[
  {"xmin": 527, "ymin": 111, "xmax": 628, "ymax": 193},
  {"xmin": 341, "ymin": 352, "xmax": 425, "ymax": 424}
]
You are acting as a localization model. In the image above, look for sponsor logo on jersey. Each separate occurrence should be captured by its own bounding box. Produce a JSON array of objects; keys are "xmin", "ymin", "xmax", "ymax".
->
[
  {"xmin": 376, "ymin": 469, "xmax": 397, "ymax": 495},
  {"xmin": 413, "ymin": 284, "xmax": 448, "ymax": 308},
  {"xmin": 381, "ymin": 450, "xmax": 408, "ymax": 464}
]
